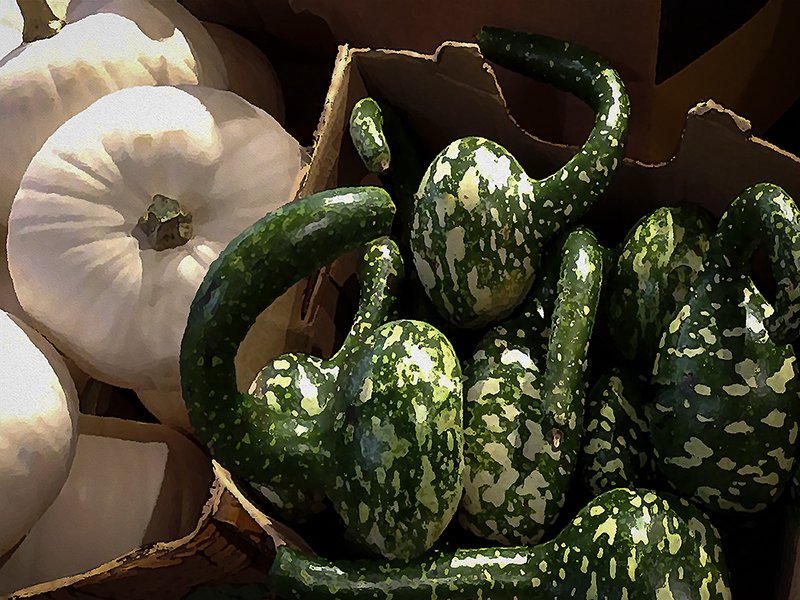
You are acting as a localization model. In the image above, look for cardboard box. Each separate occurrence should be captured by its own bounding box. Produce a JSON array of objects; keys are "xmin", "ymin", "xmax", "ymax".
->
[
  {"xmin": 275, "ymin": 0, "xmax": 800, "ymax": 164},
  {"xmin": 284, "ymin": 39, "xmax": 800, "ymax": 598},
  {"xmin": 0, "ymin": 414, "xmax": 310, "ymax": 600}
]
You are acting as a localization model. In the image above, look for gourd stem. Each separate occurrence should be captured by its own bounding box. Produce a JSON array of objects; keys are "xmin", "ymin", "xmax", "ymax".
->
[
  {"xmin": 476, "ymin": 27, "xmax": 630, "ymax": 236},
  {"xmin": 540, "ymin": 229, "xmax": 604, "ymax": 448},
  {"xmin": 334, "ymin": 236, "xmax": 404, "ymax": 365},
  {"xmin": 17, "ymin": 0, "xmax": 64, "ymax": 42},
  {"xmin": 710, "ymin": 182, "xmax": 800, "ymax": 344},
  {"xmin": 137, "ymin": 195, "xmax": 193, "ymax": 251}
]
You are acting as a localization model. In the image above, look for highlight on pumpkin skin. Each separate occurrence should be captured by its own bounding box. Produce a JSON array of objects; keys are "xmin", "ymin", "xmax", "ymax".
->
[{"xmin": 407, "ymin": 27, "xmax": 630, "ymax": 330}]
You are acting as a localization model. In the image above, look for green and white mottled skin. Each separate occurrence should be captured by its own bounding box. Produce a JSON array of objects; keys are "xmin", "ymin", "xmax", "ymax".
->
[
  {"xmin": 330, "ymin": 318, "xmax": 464, "ymax": 560},
  {"xmin": 651, "ymin": 183, "xmax": 800, "ymax": 513},
  {"xmin": 407, "ymin": 27, "xmax": 629, "ymax": 329},
  {"xmin": 246, "ymin": 236, "xmax": 404, "ymax": 520},
  {"xmin": 179, "ymin": 187, "xmax": 394, "ymax": 495},
  {"xmin": 580, "ymin": 368, "xmax": 655, "ymax": 497},
  {"xmin": 349, "ymin": 98, "xmax": 391, "ymax": 173},
  {"xmin": 266, "ymin": 487, "xmax": 732, "ymax": 600},
  {"xmin": 459, "ymin": 228, "xmax": 605, "ymax": 545},
  {"xmin": 608, "ymin": 205, "xmax": 714, "ymax": 368}
]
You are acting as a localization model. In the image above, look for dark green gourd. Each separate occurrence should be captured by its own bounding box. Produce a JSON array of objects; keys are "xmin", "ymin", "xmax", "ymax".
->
[
  {"xmin": 459, "ymin": 228, "xmax": 604, "ymax": 545},
  {"xmin": 246, "ymin": 235, "xmax": 404, "ymax": 520},
  {"xmin": 406, "ymin": 27, "xmax": 629, "ymax": 329},
  {"xmin": 579, "ymin": 368, "xmax": 655, "ymax": 496},
  {"xmin": 608, "ymin": 204, "xmax": 715, "ymax": 368},
  {"xmin": 266, "ymin": 487, "xmax": 732, "ymax": 600},
  {"xmin": 651, "ymin": 183, "xmax": 800, "ymax": 513},
  {"xmin": 180, "ymin": 187, "xmax": 464, "ymax": 560}
]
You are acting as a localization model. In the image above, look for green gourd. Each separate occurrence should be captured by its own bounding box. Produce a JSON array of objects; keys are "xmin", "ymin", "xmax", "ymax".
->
[
  {"xmin": 459, "ymin": 228, "xmax": 604, "ymax": 545},
  {"xmin": 407, "ymin": 26, "xmax": 629, "ymax": 329},
  {"xmin": 579, "ymin": 368, "xmax": 655, "ymax": 497},
  {"xmin": 180, "ymin": 187, "xmax": 464, "ymax": 560},
  {"xmin": 608, "ymin": 204, "xmax": 715, "ymax": 368},
  {"xmin": 246, "ymin": 235, "xmax": 403, "ymax": 520},
  {"xmin": 266, "ymin": 487, "xmax": 732, "ymax": 600},
  {"xmin": 651, "ymin": 183, "xmax": 800, "ymax": 513}
]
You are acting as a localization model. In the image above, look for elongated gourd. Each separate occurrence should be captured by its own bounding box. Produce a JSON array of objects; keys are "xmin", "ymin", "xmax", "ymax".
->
[
  {"xmin": 407, "ymin": 27, "xmax": 629, "ymax": 329},
  {"xmin": 651, "ymin": 183, "xmax": 800, "ymax": 513},
  {"xmin": 459, "ymin": 228, "xmax": 604, "ymax": 545},
  {"xmin": 266, "ymin": 487, "xmax": 732, "ymax": 600}
]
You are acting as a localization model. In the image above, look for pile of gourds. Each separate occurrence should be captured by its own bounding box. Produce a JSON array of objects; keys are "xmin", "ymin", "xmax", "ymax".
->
[
  {"xmin": 178, "ymin": 25, "xmax": 800, "ymax": 600},
  {"xmin": 1, "ymin": 1, "xmax": 798, "ymax": 597},
  {"xmin": 0, "ymin": 0, "xmax": 303, "ymax": 586}
]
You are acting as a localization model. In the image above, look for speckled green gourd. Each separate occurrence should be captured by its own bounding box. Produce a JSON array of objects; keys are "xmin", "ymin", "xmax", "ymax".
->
[
  {"xmin": 580, "ymin": 368, "xmax": 655, "ymax": 496},
  {"xmin": 246, "ymin": 236, "xmax": 403, "ymax": 520},
  {"xmin": 608, "ymin": 204, "xmax": 715, "ymax": 367},
  {"xmin": 180, "ymin": 186, "xmax": 395, "ymax": 491},
  {"xmin": 266, "ymin": 487, "xmax": 732, "ymax": 599},
  {"xmin": 459, "ymin": 228, "xmax": 604, "ymax": 545},
  {"xmin": 329, "ymin": 318, "xmax": 464, "ymax": 559},
  {"xmin": 407, "ymin": 26, "xmax": 629, "ymax": 329},
  {"xmin": 350, "ymin": 98, "xmax": 391, "ymax": 173},
  {"xmin": 651, "ymin": 183, "xmax": 800, "ymax": 513}
]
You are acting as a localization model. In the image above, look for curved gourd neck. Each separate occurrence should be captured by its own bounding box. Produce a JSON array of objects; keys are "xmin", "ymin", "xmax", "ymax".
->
[
  {"xmin": 333, "ymin": 237, "xmax": 404, "ymax": 364},
  {"xmin": 477, "ymin": 27, "xmax": 630, "ymax": 236},
  {"xmin": 708, "ymin": 183, "xmax": 800, "ymax": 344},
  {"xmin": 17, "ymin": 0, "xmax": 64, "ymax": 43}
]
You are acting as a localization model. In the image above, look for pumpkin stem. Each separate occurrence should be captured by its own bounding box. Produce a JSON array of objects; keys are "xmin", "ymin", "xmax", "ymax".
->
[
  {"xmin": 138, "ymin": 195, "xmax": 193, "ymax": 251},
  {"xmin": 17, "ymin": 0, "xmax": 65, "ymax": 43}
]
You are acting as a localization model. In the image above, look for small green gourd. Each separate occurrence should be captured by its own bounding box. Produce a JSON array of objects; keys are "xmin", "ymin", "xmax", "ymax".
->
[
  {"xmin": 266, "ymin": 487, "xmax": 732, "ymax": 600},
  {"xmin": 608, "ymin": 204, "xmax": 715, "ymax": 368},
  {"xmin": 579, "ymin": 368, "xmax": 655, "ymax": 496},
  {"xmin": 651, "ymin": 183, "xmax": 800, "ymax": 513},
  {"xmin": 459, "ymin": 227, "xmax": 604, "ymax": 545},
  {"xmin": 407, "ymin": 27, "xmax": 629, "ymax": 329}
]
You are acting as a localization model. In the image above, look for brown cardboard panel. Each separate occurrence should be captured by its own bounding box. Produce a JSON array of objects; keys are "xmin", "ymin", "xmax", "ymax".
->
[{"xmin": 2, "ymin": 422, "xmax": 304, "ymax": 600}]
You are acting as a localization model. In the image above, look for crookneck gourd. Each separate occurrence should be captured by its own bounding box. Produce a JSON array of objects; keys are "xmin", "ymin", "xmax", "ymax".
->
[
  {"xmin": 608, "ymin": 204, "xmax": 715, "ymax": 368},
  {"xmin": 180, "ymin": 187, "xmax": 464, "ymax": 561},
  {"xmin": 266, "ymin": 487, "xmax": 733, "ymax": 600},
  {"xmin": 406, "ymin": 26, "xmax": 629, "ymax": 329},
  {"xmin": 246, "ymin": 235, "xmax": 404, "ymax": 521},
  {"xmin": 459, "ymin": 227, "xmax": 604, "ymax": 545},
  {"xmin": 650, "ymin": 183, "xmax": 800, "ymax": 513}
]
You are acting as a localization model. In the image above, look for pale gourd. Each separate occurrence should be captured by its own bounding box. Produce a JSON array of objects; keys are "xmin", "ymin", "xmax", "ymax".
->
[
  {"xmin": 7, "ymin": 84, "xmax": 304, "ymax": 432},
  {"xmin": 0, "ymin": 309, "xmax": 79, "ymax": 559},
  {"xmin": 0, "ymin": 0, "xmax": 228, "ymax": 225},
  {"xmin": 202, "ymin": 21, "xmax": 285, "ymax": 124}
]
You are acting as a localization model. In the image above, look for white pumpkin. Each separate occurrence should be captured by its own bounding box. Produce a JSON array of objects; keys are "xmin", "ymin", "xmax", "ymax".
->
[
  {"xmin": 0, "ymin": 309, "xmax": 79, "ymax": 559},
  {"xmin": 203, "ymin": 21, "xmax": 285, "ymax": 124},
  {"xmin": 0, "ymin": 0, "xmax": 228, "ymax": 224},
  {"xmin": 7, "ymin": 84, "xmax": 304, "ymax": 431},
  {"xmin": 0, "ymin": 413, "xmax": 212, "ymax": 594}
]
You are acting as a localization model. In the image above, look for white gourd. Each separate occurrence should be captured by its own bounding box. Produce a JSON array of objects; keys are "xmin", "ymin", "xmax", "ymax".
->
[
  {"xmin": 7, "ymin": 84, "xmax": 304, "ymax": 431},
  {"xmin": 0, "ymin": 310, "xmax": 79, "ymax": 559}
]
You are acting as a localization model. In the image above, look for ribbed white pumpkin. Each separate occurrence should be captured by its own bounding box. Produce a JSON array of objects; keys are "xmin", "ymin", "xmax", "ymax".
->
[
  {"xmin": 0, "ymin": 310, "xmax": 79, "ymax": 559},
  {"xmin": 0, "ymin": 0, "xmax": 228, "ymax": 224},
  {"xmin": 7, "ymin": 84, "xmax": 304, "ymax": 431}
]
